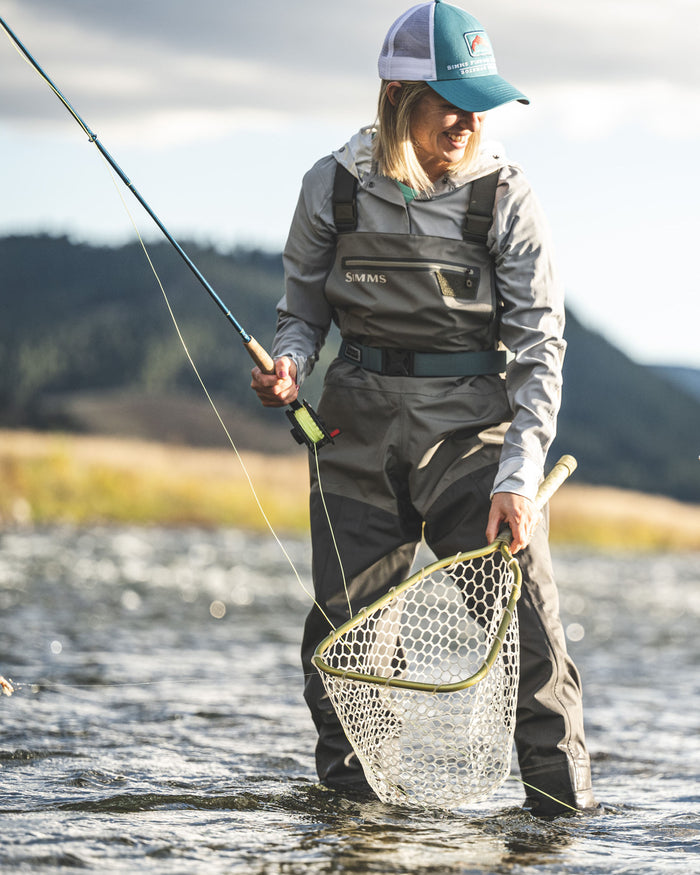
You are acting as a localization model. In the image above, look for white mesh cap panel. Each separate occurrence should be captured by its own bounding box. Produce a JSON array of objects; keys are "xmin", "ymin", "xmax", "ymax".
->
[
  {"xmin": 378, "ymin": 2, "xmax": 436, "ymax": 81},
  {"xmin": 376, "ymin": 1, "xmax": 529, "ymax": 109}
]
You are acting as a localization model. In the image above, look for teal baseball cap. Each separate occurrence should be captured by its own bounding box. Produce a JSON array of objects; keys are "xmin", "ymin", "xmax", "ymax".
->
[{"xmin": 378, "ymin": 0, "xmax": 529, "ymax": 112}]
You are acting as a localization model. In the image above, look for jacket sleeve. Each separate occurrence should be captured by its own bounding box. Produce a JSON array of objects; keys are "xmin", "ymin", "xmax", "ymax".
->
[
  {"xmin": 490, "ymin": 166, "xmax": 567, "ymax": 501},
  {"xmin": 270, "ymin": 156, "xmax": 337, "ymax": 385}
]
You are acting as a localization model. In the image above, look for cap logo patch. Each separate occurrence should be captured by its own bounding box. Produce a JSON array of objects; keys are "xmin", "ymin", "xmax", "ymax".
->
[{"xmin": 464, "ymin": 31, "xmax": 492, "ymax": 58}]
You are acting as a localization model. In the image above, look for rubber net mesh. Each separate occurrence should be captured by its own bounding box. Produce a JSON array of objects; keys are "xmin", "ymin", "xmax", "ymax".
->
[{"xmin": 317, "ymin": 550, "xmax": 519, "ymax": 809}]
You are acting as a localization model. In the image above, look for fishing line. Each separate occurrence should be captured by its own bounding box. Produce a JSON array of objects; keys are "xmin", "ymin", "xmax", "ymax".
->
[
  {"xmin": 1, "ymin": 672, "xmax": 579, "ymax": 812},
  {"xmin": 510, "ymin": 777, "xmax": 580, "ymax": 814},
  {"xmin": 0, "ymin": 18, "xmax": 575, "ymax": 816},
  {"xmin": 312, "ymin": 448, "xmax": 352, "ymax": 618},
  {"xmin": 98, "ymin": 150, "xmax": 338, "ymax": 631},
  {"xmin": 3, "ymin": 671, "xmax": 334, "ymax": 697},
  {"xmin": 0, "ymin": 13, "xmax": 343, "ymax": 629},
  {"xmin": 2, "ymin": 20, "xmax": 92, "ymax": 140},
  {"xmin": 0, "ymin": 14, "xmax": 337, "ymax": 454}
]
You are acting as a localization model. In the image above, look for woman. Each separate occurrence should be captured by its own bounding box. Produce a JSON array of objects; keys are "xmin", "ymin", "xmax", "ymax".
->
[{"xmin": 252, "ymin": 0, "xmax": 597, "ymax": 817}]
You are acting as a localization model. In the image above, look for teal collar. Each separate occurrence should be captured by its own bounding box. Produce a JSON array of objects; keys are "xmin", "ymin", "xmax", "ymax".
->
[{"xmin": 395, "ymin": 180, "xmax": 419, "ymax": 204}]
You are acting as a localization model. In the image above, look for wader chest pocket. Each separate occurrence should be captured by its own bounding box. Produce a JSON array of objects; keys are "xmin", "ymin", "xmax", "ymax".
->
[{"xmin": 342, "ymin": 257, "xmax": 481, "ymax": 302}]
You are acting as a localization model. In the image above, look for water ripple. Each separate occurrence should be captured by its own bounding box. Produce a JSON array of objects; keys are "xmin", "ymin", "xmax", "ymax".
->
[{"xmin": 1, "ymin": 528, "xmax": 699, "ymax": 873}]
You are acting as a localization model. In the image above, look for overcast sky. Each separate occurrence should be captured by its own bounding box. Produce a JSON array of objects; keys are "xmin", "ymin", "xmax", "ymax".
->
[{"xmin": 1, "ymin": 0, "xmax": 699, "ymax": 368}]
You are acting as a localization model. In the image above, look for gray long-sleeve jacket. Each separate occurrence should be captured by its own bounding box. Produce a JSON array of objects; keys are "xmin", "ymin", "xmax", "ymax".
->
[{"xmin": 272, "ymin": 127, "xmax": 566, "ymax": 501}]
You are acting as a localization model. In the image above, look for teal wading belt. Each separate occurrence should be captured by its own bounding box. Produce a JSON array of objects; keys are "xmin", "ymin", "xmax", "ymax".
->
[{"xmin": 332, "ymin": 166, "xmax": 507, "ymax": 378}]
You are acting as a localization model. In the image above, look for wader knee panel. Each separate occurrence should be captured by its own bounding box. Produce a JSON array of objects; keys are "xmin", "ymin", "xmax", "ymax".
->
[
  {"xmin": 425, "ymin": 466, "xmax": 593, "ymax": 808},
  {"xmin": 302, "ymin": 490, "xmax": 421, "ymax": 789}
]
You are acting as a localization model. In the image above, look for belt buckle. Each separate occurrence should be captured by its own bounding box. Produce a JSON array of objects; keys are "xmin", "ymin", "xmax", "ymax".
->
[
  {"xmin": 383, "ymin": 348, "xmax": 413, "ymax": 377},
  {"xmin": 343, "ymin": 343, "xmax": 362, "ymax": 364}
]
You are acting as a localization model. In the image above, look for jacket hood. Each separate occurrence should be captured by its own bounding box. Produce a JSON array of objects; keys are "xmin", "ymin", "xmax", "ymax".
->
[
  {"xmin": 331, "ymin": 126, "xmax": 512, "ymax": 187},
  {"xmin": 331, "ymin": 127, "xmax": 376, "ymax": 182}
]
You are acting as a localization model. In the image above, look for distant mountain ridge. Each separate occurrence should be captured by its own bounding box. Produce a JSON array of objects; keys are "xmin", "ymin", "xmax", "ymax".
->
[
  {"xmin": 551, "ymin": 313, "xmax": 700, "ymax": 502},
  {"xmin": 2, "ymin": 234, "xmax": 699, "ymax": 502},
  {"xmin": 653, "ymin": 366, "xmax": 700, "ymax": 403}
]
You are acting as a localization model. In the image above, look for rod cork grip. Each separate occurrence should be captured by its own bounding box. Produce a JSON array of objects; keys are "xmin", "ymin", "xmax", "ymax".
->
[
  {"xmin": 245, "ymin": 337, "xmax": 276, "ymax": 375},
  {"xmin": 535, "ymin": 454, "xmax": 577, "ymax": 510}
]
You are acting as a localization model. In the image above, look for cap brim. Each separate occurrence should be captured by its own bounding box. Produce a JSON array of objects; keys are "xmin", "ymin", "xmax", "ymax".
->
[{"xmin": 428, "ymin": 76, "xmax": 529, "ymax": 112}]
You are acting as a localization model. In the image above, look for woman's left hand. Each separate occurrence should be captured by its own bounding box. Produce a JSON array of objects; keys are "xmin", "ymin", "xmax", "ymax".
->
[{"xmin": 486, "ymin": 491, "xmax": 540, "ymax": 554}]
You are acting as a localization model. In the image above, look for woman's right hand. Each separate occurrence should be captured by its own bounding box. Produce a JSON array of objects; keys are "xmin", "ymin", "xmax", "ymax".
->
[{"xmin": 250, "ymin": 356, "xmax": 299, "ymax": 407}]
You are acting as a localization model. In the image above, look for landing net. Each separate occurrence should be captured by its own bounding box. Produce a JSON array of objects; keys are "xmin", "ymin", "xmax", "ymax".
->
[{"xmin": 313, "ymin": 543, "xmax": 521, "ymax": 809}]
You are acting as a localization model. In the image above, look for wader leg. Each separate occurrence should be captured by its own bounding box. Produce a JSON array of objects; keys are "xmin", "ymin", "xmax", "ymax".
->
[
  {"xmin": 515, "ymin": 532, "xmax": 596, "ymax": 816},
  {"xmin": 302, "ymin": 490, "xmax": 421, "ymax": 790},
  {"xmin": 423, "ymin": 463, "xmax": 595, "ymax": 815}
]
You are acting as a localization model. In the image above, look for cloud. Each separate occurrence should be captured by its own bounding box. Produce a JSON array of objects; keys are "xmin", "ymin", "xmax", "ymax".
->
[
  {"xmin": 1, "ymin": 0, "xmax": 698, "ymax": 145},
  {"xmin": 0, "ymin": 0, "xmax": 381, "ymax": 144}
]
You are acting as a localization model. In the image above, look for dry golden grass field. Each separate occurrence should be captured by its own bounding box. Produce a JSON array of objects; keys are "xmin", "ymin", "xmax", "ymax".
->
[{"xmin": 1, "ymin": 430, "xmax": 699, "ymax": 551}]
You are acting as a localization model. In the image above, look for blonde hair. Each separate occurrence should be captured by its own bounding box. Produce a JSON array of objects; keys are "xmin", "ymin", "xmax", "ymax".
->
[{"xmin": 373, "ymin": 80, "xmax": 482, "ymax": 194}]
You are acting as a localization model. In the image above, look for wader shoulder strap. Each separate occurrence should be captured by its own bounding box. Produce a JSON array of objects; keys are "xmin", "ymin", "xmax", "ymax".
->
[
  {"xmin": 332, "ymin": 163, "xmax": 500, "ymax": 242},
  {"xmin": 333, "ymin": 164, "xmax": 358, "ymax": 233},
  {"xmin": 462, "ymin": 170, "xmax": 500, "ymax": 244}
]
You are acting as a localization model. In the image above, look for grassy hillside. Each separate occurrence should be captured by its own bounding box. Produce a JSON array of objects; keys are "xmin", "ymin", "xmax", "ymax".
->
[
  {"xmin": 3, "ymin": 430, "xmax": 699, "ymax": 551},
  {"xmin": 0, "ymin": 429, "xmax": 308, "ymax": 533},
  {"xmin": 3, "ymin": 234, "xmax": 700, "ymax": 502}
]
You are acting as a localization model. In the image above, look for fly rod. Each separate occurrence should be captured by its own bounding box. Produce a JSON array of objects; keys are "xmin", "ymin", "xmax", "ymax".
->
[{"xmin": 0, "ymin": 14, "xmax": 336, "ymax": 451}]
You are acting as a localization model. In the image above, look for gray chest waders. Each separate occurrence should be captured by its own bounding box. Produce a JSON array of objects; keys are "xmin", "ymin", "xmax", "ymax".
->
[
  {"xmin": 328, "ymin": 166, "xmax": 506, "ymax": 372},
  {"xmin": 304, "ymin": 166, "xmax": 594, "ymax": 812},
  {"xmin": 313, "ymin": 166, "xmax": 514, "ymax": 514}
]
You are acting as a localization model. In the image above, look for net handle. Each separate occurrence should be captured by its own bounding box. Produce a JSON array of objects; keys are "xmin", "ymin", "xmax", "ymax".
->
[
  {"xmin": 497, "ymin": 454, "xmax": 577, "ymax": 545},
  {"xmin": 312, "ymin": 454, "xmax": 578, "ymax": 691},
  {"xmin": 535, "ymin": 454, "xmax": 577, "ymax": 509}
]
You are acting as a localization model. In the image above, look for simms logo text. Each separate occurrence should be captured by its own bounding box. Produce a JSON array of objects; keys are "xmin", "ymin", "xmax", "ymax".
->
[{"xmin": 345, "ymin": 272, "xmax": 387, "ymax": 283}]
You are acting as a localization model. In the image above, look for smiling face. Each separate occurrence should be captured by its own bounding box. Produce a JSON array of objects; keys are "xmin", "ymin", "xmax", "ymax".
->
[
  {"xmin": 408, "ymin": 89, "xmax": 486, "ymax": 183},
  {"xmin": 377, "ymin": 81, "xmax": 485, "ymax": 193}
]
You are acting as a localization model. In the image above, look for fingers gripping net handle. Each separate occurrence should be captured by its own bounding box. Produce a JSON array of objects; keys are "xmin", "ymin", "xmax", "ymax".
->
[
  {"xmin": 314, "ymin": 455, "xmax": 577, "ymax": 690},
  {"xmin": 496, "ymin": 454, "xmax": 577, "ymax": 546},
  {"xmin": 312, "ymin": 455, "xmax": 577, "ymax": 809}
]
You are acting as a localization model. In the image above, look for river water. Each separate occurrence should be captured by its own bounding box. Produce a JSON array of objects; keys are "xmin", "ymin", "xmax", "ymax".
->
[{"xmin": 1, "ymin": 525, "xmax": 698, "ymax": 873}]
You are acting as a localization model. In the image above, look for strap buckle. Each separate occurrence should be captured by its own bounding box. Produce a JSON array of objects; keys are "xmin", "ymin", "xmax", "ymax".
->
[{"xmin": 343, "ymin": 342, "xmax": 363, "ymax": 364}]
